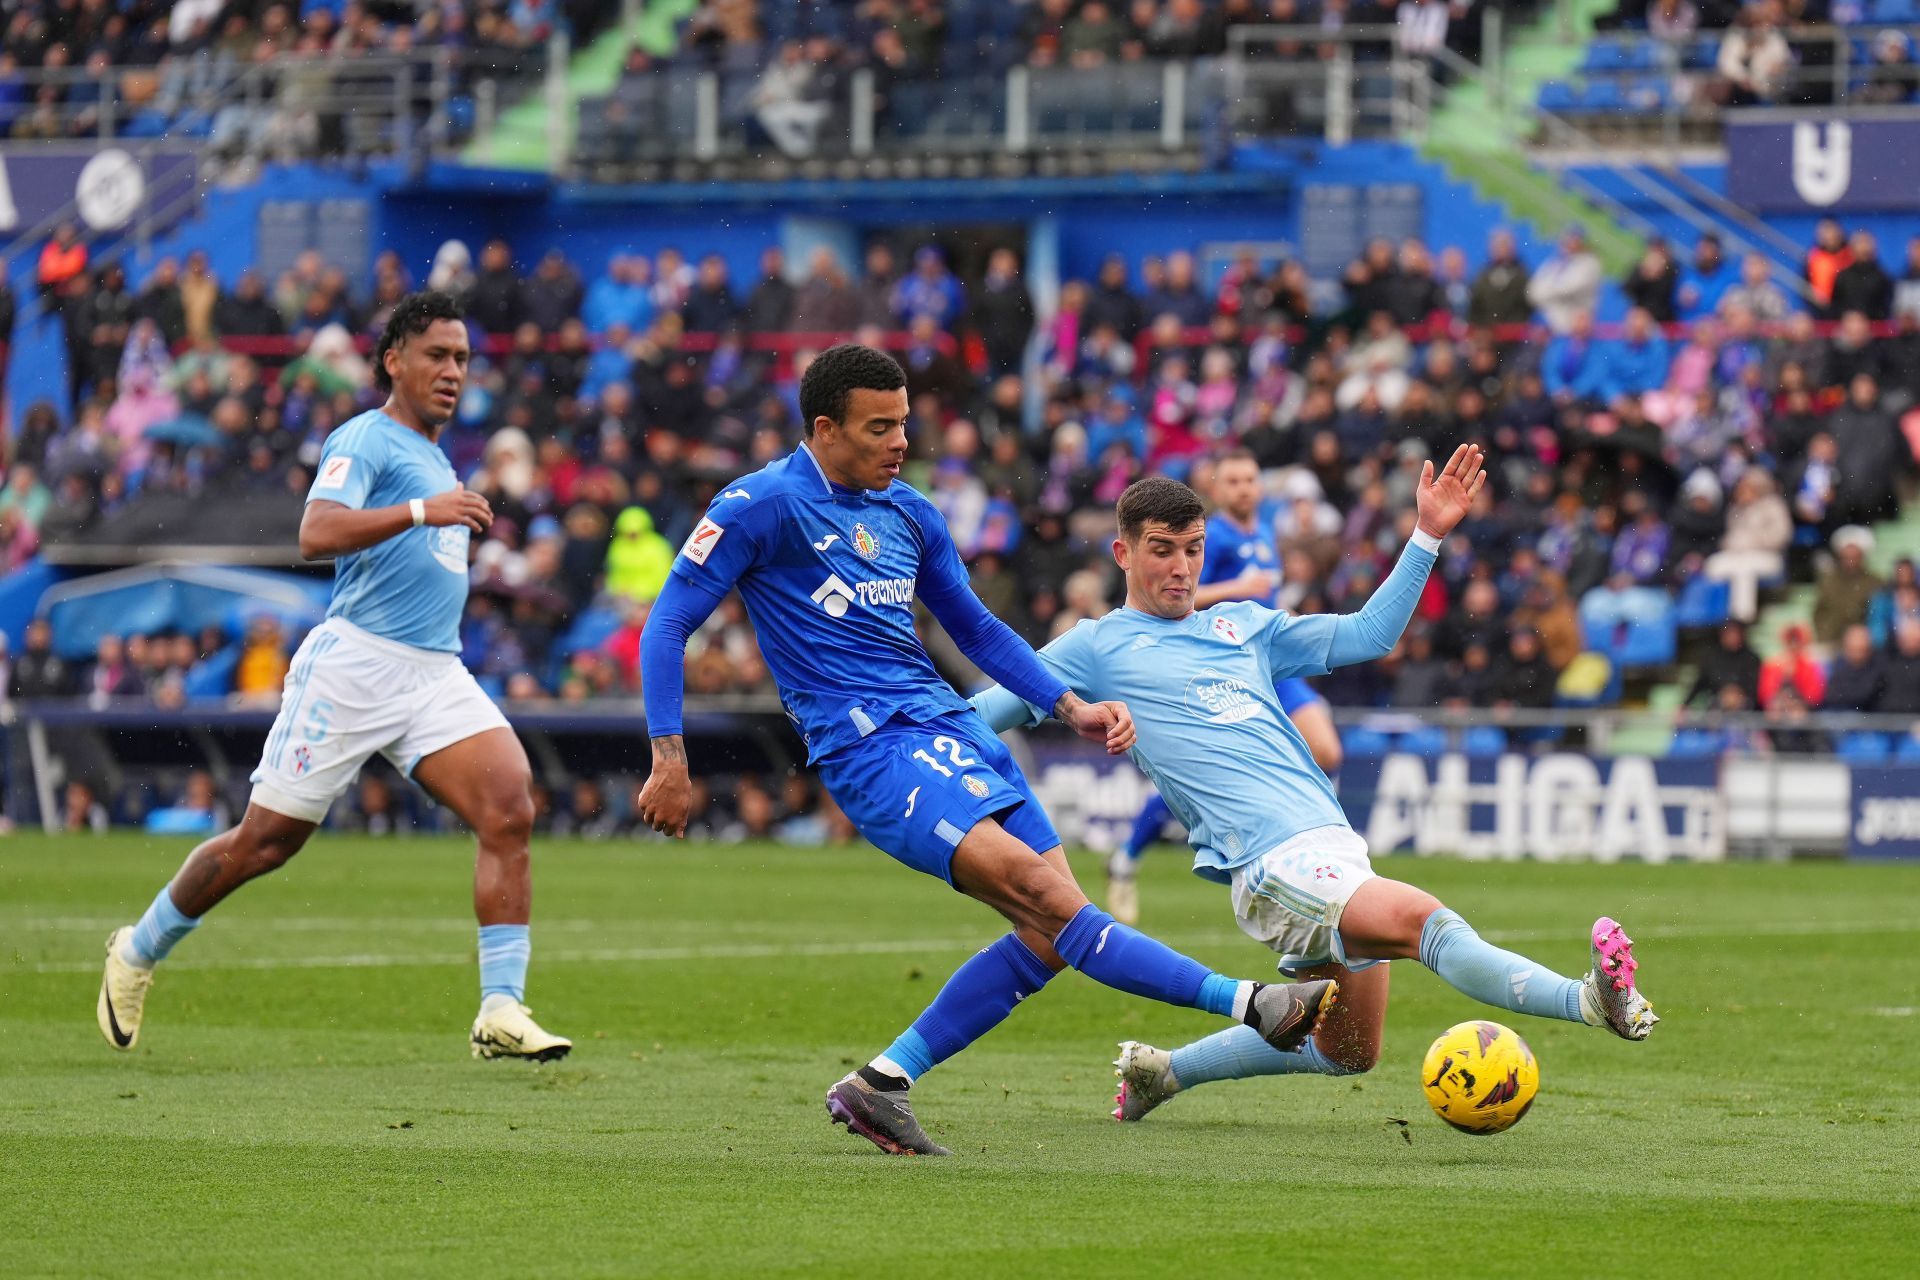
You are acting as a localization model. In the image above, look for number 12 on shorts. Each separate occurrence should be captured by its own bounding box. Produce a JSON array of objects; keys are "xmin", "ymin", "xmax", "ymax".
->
[{"xmin": 911, "ymin": 735, "xmax": 978, "ymax": 778}]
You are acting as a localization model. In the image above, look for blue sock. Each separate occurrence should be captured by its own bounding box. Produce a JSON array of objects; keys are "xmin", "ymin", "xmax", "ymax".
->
[
  {"xmin": 125, "ymin": 886, "xmax": 201, "ymax": 968},
  {"xmin": 1419, "ymin": 908, "xmax": 1585, "ymax": 1023},
  {"xmin": 477, "ymin": 924, "xmax": 531, "ymax": 1003},
  {"xmin": 875, "ymin": 934, "xmax": 1057, "ymax": 1081},
  {"xmin": 1123, "ymin": 794, "xmax": 1173, "ymax": 861},
  {"xmin": 1168, "ymin": 1024, "xmax": 1360, "ymax": 1089},
  {"xmin": 1053, "ymin": 904, "xmax": 1245, "ymax": 1017}
]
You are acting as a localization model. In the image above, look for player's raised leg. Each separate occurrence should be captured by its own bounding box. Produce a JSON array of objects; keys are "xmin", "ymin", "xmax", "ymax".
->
[
  {"xmin": 98, "ymin": 803, "xmax": 317, "ymax": 1050},
  {"xmin": 1340, "ymin": 878, "xmax": 1657, "ymax": 1041},
  {"xmin": 411, "ymin": 726, "xmax": 570, "ymax": 1062}
]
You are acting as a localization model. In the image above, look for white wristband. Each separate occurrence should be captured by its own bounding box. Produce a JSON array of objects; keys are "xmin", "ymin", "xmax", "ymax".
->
[
  {"xmin": 409, "ymin": 498, "xmax": 426, "ymax": 528},
  {"xmin": 1410, "ymin": 528, "xmax": 1442, "ymax": 554}
]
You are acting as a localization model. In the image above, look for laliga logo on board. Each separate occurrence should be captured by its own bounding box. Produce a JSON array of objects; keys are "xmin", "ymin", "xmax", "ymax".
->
[
  {"xmin": 1183, "ymin": 667, "xmax": 1266, "ymax": 725},
  {"xmin": 1791, "ymin": 120, "xmax": 1850, "ymax": 207}
]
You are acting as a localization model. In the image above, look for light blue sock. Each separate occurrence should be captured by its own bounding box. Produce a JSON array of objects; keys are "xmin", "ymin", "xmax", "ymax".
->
[
  {"xmin": 125, "ymin": 886, "xmax": 201, "ymax": 968},
  {"xmin": 1168, "ymin": 1024, "xmax": 1359, "ymax": 1089},
  {"xmin": 477, "ymin": 924, "xmax": 531, "ymax": 1003},
  {"xmin": 1419, "ymin": 908, "xmax": 1585, "ymax": 1023}
]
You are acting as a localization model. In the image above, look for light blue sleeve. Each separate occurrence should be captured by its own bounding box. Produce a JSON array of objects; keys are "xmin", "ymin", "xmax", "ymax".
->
[
  {"xmin": 306, "ymin": 422, "xmax": 381, "ymax": 510},
  {"xmin": 1259, "ymin": 607, "xmax": 1340, "ymax": 681},
  {"xmin": 966, "ymin": 620, "xmax": 1099, "ymax": 731},
  {"xmin": 1324, "ymin": 538, "xmax": 1438, "ymax": 667}
]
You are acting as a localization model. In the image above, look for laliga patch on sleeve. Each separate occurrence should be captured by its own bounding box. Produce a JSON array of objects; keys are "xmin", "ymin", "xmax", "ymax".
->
[
  {"xmin": 314, "ymin": 456, "xmax": 354, "ymax": 491},
  {"xmin": 681, "ymin": 516, "xmax": 726, "ymax": 565}
]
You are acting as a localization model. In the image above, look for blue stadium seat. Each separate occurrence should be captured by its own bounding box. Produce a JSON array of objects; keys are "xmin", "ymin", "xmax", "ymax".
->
[
  {"xmin": 1666, "ymin": 729, "xmax": 1724, "ymax": 759},
  {"xmin": 1396, "ymin": 726, "xmax": 1451, "ymax": 759},
  {"xmin": 1685, "ymin": 38, "xmax": 1720, "ymax": 69},
  {"xmin": 1340, "ymin": 726, "xmax": 1394, "ymax": 759},
  {"xmin": 1461, "ymin": 725, "xmax": 1509, "ymax": 758},
  {"xmin": 1837, "ymin": 732, "xmax": 1892, "ymax": 764},
  {"xmin": 1537, "ymin": 80, "xmax": 1578, "ymax": 112},
  {"xmin": 1674, "ymin": 577, "xmax": 1731, "ymax": 629},
  {"xmin": 1582, "ymin": 609, "xmax": 1678, "ymax": 669},
  {"xmin": 1895, "ymin": 734, "xmax": 1920, "ymax": 763},
  {"xmin": 1872, "ymin": 0, "xmax": 1917, "ymax": 22},
  {"xmin": 1581, "ymin": 80, "xmax": 1627, "ymax": 112}
]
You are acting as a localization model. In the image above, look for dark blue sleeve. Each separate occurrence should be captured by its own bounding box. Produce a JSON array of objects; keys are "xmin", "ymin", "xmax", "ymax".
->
[
  {"xmin": 639, "ymin": 572, "xmax": 725, "ymax": 738},
  {"xmin": 912, "ymin": 501, "xmax": 1072, "ymax": 715}
]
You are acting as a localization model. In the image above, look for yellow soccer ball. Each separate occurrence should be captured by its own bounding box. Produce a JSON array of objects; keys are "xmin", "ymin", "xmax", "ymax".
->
[{"xmin": 1421, "ymin": 1020, "xmax": 1540, "ymax": 1134}]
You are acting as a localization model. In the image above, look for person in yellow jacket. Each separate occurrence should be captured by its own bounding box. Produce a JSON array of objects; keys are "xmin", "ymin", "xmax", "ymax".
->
[{"xmin": 605, "ymin": 506, "xmax": 673, "ymax": 603}]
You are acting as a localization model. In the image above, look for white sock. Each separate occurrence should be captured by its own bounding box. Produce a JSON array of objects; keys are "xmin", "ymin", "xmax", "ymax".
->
[{"xmin": 1229, "ymin": 980, "xmax": 1256, "ymax": 1023}]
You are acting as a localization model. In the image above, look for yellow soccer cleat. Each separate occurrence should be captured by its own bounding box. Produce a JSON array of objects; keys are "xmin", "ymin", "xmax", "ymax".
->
[
  {"xmin": 470, "ymin": 995, "xmax": 572, "ymax": 1062},
  {"xmin": 97, "ymin": 927, "xmax": 153, "ymax": 1051}
]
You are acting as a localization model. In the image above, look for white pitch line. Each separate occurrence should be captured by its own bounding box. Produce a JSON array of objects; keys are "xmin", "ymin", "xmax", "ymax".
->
[{"xmin": 13, "ymin": 918, "xmax": 1920, "ymax": 975}]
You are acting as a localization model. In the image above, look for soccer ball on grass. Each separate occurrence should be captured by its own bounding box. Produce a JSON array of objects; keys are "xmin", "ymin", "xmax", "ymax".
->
[{"xmin": 1420, "ymin": 1020, "xmax": 1539, "ymax": 1134}]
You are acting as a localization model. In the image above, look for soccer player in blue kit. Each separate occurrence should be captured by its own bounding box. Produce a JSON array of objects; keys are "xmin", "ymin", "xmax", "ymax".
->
[
  {"xmin": 1110, "ymin": 449, "xmax": 1344, "ymax": 924},
  {"xmin": 97, "ymin": 293, "xmax": 570, "ymax": 1062},
  {"xmin": 637, "ymin": 345, "xmax": 1339, "ymax": 1156},
  {"xmin": 968, "ymin": 450, "xmax": 1659, "ymax": 1125}
]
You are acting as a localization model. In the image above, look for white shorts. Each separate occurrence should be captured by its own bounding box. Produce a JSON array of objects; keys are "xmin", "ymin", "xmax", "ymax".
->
[
  {"xmin": 249, "ymin": 617, "xmax": 510, "ymax": 823},
  {"xmin": 1229, "ymin": 825, "xmax": 1381, "ymax": 976}
]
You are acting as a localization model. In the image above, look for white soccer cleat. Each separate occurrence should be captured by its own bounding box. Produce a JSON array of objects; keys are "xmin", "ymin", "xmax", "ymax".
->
[
  {"xmin": 470, "ymin": 995, "xmax": 572, "ymax": 1062},
  {"xmin": 1581, "ymin": 916, "xmax": 1659, "ymax": 1041},
  {"xmin": 1113, "ymin": 1040, "xmax": 1181, "ymax": 1122},
  {"xmin": 1106, "ymin": 851, "xmax": 1141, "ymax": 926},
  {"xmin": 97, "ymin": 927, "xmax": 153, "ymax": 1051}
]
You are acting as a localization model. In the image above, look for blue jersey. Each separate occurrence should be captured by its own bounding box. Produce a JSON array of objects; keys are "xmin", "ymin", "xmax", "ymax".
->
[
  {"xmin": 1200, "ymin": 511, "xmax": 1280, "ymax": 607},
  {"xmin": 667, "ymin": 444, "xmax": 1067, "ymax": 764},
  {"xmin": 307, "ymin": 410, "xmax": 468, "ymax": 652}
]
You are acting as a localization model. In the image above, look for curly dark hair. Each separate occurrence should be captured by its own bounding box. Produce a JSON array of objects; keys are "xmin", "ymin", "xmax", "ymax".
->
[
  {"xmin": 1117, "ymin": 475, "xmax": 1206, "ymax": 541},
  {"xmin": 798, "ymin": 343, "xmax": 907, "ymax": 435},
  {"xmin": 372, "ymin": 290, "xmax": 467, "ymax": 393}
]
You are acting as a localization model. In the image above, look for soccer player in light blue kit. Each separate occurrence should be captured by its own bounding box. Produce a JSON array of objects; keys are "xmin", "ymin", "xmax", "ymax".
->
[
  {"xmin": 1111, "ymin": 449, "xmax": 1344, "ymax": 924},
  {"xmin": 97, "ymin": 293, "xmax": 570, "ymax": 1063},
  {"xmin": 637, "ymin": 345, "xmax": 1338, "ymax": 1156},
  {"xmin": 969, "ymin": 450, "xmax": 1659, "ymax": 1124}
]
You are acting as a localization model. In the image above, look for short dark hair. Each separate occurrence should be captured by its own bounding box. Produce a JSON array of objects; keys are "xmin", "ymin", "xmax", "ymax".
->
[
  {"xmin": 1216, "ymin": 447, "xmax": 1259, "ymax": 469},
  {"xmin": 1117, "ymin": 475, "xmax": 1206, "ymax": 541},
  {"xmin": 372, "ymin": 291, "xmax": 466, "ymax": 392},
  {"xmin": 799, "ymin": 343, "xmax": 906, "ymax": 435}
]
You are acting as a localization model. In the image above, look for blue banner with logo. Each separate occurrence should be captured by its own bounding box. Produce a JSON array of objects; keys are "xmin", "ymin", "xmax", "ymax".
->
[
  {"xmin": 1848, "ymin": 765, "xmax": 1920, "ymax": 860},
  {"xmin": 1724, "ymin": 116, "xmax": 1920, "ymax": 213},
  {"xmin": 0, "ymin": 146, "xmax": 199, "ymax": 248}
]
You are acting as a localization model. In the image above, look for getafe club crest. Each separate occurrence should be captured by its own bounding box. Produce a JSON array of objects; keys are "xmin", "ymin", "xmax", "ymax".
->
[
  {"xmin": 1211, "ymin": 615, "xmax": 1243, "ymax": 645},
  {"xmin": 963, "ymin": 775, "xmax": 990, "ymax": 799},
  {"xmin": 852, "ymin": 523, "xmax": 880, "ymax": 560}
]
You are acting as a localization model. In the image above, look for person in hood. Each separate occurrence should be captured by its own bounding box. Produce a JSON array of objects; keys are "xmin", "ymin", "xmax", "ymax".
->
[{"xmin": 605, "ymin": 505, "xmax": 674, "ymax": 603}]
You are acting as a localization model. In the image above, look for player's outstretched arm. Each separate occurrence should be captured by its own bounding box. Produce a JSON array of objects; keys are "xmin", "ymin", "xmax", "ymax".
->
[
  {"xmin": 637, "ymin": 573, "xmax": 726, "ymax": 838},
  {"xmin": 1321, "ymin": 443, "xmax": 1485, "ymax": 669},
  {"xmin": 299, "ymin": 487, "xmax": 492, "ymax": 560}
]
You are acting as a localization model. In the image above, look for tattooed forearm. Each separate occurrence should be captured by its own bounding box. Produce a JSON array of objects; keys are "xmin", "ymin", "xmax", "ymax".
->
[
  {"xmin": 651, "ymin": 735, "xmax": 688, "ymax": 767},
  {"xmin": 1052, "ymin": 691, "xmax": 1082, "ymax": 721}
]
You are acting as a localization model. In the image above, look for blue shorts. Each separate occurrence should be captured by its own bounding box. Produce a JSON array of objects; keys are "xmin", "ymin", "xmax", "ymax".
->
[
  {"xmin": 815, "ymin": 710, "xmax": 1061, "ymax": 887},
  {"xmin": 1275, "ymin": 677, "xmax": 1325, "ymax": 716}
]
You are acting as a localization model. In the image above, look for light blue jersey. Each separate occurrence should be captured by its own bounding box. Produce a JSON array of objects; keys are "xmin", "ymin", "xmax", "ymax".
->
[
  {"xmin": 972, "ymin": 537, "xmax": 1438, "ymax": 883},
  {"xmin": 306, "ymin": 410, "xmax": 468, "ymax": 652}
]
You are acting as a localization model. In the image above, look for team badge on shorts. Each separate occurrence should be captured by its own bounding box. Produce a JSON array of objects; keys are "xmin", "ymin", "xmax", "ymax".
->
[
  {"xmin": 963, "ymin": 774, "xmax": 990, "ymax": 799},
  {"xmin": 853, "ymin": 523, "xmax": 880, "ymax": 560},
  {"xmin": 292, "ymin": 745, "xmax": 313, "ymax": 776}
]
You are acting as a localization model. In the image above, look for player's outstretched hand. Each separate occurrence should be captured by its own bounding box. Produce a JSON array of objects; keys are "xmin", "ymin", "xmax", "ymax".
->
[
  {"xmin": 1414, "ymin": 443, "xmax": 1487, "ymax": 540},
  {"xmin": 424, "ymin": 483, "xmax": 494, "ymax": 533},
  {"xmin": 637, "ymin": 767, "xmax": 691, "ymax": 839},
  {"xmin": 1062, "ymin": 694, "xmax": 1137, "ymax": 756}
]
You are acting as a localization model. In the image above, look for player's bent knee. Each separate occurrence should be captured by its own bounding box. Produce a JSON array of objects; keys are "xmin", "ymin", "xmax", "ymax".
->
[{"xmin": 477, "ymin": 783, "xmax": 536, "ymax": 847}]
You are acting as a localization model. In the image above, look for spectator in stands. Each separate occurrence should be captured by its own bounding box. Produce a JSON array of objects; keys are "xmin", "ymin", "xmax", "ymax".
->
[
  {"xmin": 1715, "ymin": 1, "xmax": 1793, "ymax": 106},
  {"xmin": 177, "ymin": 250, "xmax": 219, "ymax": 343},
  {"xmin": 973, "ymin": 248, "xmax": 1035, "ymax": 377},
  {"xmin": 1542, "ymin": 309, "xmax": 1608, "ymax": 405},
  {"xmin": 1527, "ymin": 224, "xmax": 1602, "ymax": 334},
  {"xmin": 1607, "ymin": 306, "xmax": 1674, "ymax": 404},
  {"xmin": 1395, "ymin": 0, "xmax": 1449, "ymax": 57},
  {"xmin": 1868, "ymin": 559, "xmax": 1919, "ymax": 647},
  {"xmin": 1686, "ymin": 620, "xmax": 1762, "ymax": 709},
  {"xmin": 1647, "ymin": 0, "xmax": 1700, "ymax": 39},
  {"xmin": 680, "ymin": 253, "xmax": 739, "ymax": 333},
  {"xmin": 855, "ymin": 243, "xmax": 899, "ymax": 328},
  {"xmin": 1813, "ymin": 525, "xmax": 1885, "ymax": 645},
  {"xmin": 63, "ymin": 778, "xmax": 109, "ymax": 834},
  {"xmin": 1468, "ymin": 228, "xmax": 1532, "ymax": 330},
  {"xmin": 585, "ymin": 253, "xmax": 654, "ymax": 335},
  {"xmin": 1142, "ymin": 250, "xmax": 1209, "ymax": 328},
  {"xmin": 1384, "ymin": 240, "xmax": 1447, "ymax": 327},
  {"xmin": 1610, "ymin": 495, "xmax": 1671, "ymax": 585},
  {"xmin": 1676, "ymin": 233, "xmax": 1735, "ymax": 320},
  {"xmin": 1064, "ymin": 0, "xmax": 1127, "ymax": 65},
  {"xmin": 37, "ymin": 222, "xmax": 86, "ymax": 307},
  {"xmin": 6, "ymin": 618, "xmax": 71, "ymax": 700},
  {"xmin": 1720, "ymin": 253, "xmax": 1794, "ymax": 323},
  {"xmin": 1859, "ymin": 30, "xmax": 1917, "ymax": 107},
  {"xmin": 1831, "ymin": 231, "xmax": 1895, "ymax": 321},
  {"xmin": 1895, "ymin": 237, "xmax": 1920, "ymax": 324},
  {"xmin": 894, "ymin": 246, "xmax": 965, "ymax": 331},
  {"xmin": 85, "ymin": 634, "xmax": 143, "ymax": 706},
  {"xmin": 215, "ymin": 269, "xmax": 285, "ymax": 338},
  {"xmin": 1759, "ymin": 621, "xmax": 1825, "ymax": 709},
  {"xmin": 1822, "ymin": 624, "xmax": 1886, "ymax": 712},
  {"xmin": 1622, "ymin": 239, "xmax": 1680, "ymax": 323},
  {"xmin": 234, "ymin": 616, "xmax": 289, "ymax": 704},
  {"xmin": 1488, "ymin": 627, "xmax": 1556, "ymax": 709},
  {"xmin": 1705, "ymin": 467, "xmax": 1792, "ymax": 621},
  {"xmin": 605, "ymin": 506, "xmax": 673, "ymax": 604},
  {"xmin": 465, "ymin": 238, "xmax": 524, "ymax": 335},
  {"xmin": 742, "ymin": 247, "xmax": 794, "ymax": 333},
  {"xmin": 1827, "ymin": 374, "xmax": 1902, "ymax": 524},
  {"xmin": 1882, "ymin": 619, "xmax": 1920, "ymax": 718},
  {"xmin": 1764, "ymin": 684, "xmax": 1828, "ymax": 754}
]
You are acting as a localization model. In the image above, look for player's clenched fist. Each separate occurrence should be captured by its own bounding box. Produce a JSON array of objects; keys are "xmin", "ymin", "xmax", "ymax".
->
[
  {"xmin": 638, "ymin": 737, "xmax": 692, "ymax": 838},
  {"xmin": 424, "ymin": 483, "xmax": 494, "ymax": 533},
  {"xmin": 1060, "ymin": 693, "xmax": 1137, "ymax": 756}
]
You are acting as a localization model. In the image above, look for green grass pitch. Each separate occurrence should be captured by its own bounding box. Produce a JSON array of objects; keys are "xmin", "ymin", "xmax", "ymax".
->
[{"xmin": 4, "ymin": 833, "xmax": 1917, "ymax": 1277}]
